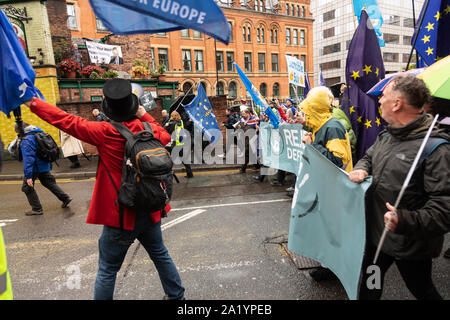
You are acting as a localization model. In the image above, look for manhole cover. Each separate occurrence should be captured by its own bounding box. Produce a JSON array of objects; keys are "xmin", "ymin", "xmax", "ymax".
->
[{"xmin": 282, "ymin": 243, "xmax": 321, "ymax": 269}]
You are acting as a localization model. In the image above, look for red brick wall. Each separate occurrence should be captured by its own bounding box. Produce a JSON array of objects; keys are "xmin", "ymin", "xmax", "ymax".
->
[{"xmin": 47, "ymin": 0, "xmax": 72, "ymax": 62}]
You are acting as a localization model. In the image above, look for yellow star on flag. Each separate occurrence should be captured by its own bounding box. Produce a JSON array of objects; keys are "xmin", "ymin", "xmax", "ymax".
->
[
  {"xmin": 199, "ymin": 102, "xmax": 202, "ymax": 106},
  {"xmin": 445, "ymin": 5, "xmax": 450, "ymax": 15},
  {"xmin": 363, "ymin": 65, "xmax": 372, "ymax": 75},
  {"xmin": 426, "ymin": 47, "xmax": 434, "ymax": 55},
  {"xmin": 350, "ymin": 70, "xmax": 360, "ymax": 80},
  {"xmin": 421, "ymin": 35, "xmax": 430, "ymax": 44},
  {"xmin": 364, "ymin": 119, "xmax": 372, "ymax": 129},
  {"xmin": 376, "ymin": 117, "xmax": 381, "ymax": 127},
  {"xmin": 375, "ymin": 67, "xmax": 379, "ymax": 77},
  {"xmin": 357, "ymin": 116, "xmax": 362, "ymax": 123},
  {"xmin": 425, "ymin": 22, "xmax": 434, "ymax": 31},
  {"xmin": 349, "ymin": 106, "xmax": 355, "ymax": 114},
  {"xmin": 434, "ymin": 11, "xmax": 440, "ymax": 21}
]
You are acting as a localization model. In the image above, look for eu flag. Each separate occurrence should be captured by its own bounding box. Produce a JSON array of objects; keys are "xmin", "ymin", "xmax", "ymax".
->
[
  {"xmin": 183, "ymin": 83, "xmax": 222, "ymax": 144},
  {"xmin": 89, "ymin": 0, "xmax": 230, "ymax": 44},
  {"xmin": 412, "ymin": 0, "xmax": 450, "ymax": 66},
  {"xmin": 341, "ymin": 10, "xmax": 385, "ymax": 162},
  {"xmin": 0, "ymin": 9, "xmax": 43, "ymax": 117},
  {"xmin": 304, "ymin": 69, "xmax": 311, "ymax": 97},
  {"xmin": 234, "ymin": 62, "xmax": 280, "ymax": 129}
]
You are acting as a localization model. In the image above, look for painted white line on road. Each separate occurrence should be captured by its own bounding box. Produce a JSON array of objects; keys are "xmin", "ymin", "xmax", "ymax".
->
[
  {"xmin": 0, "ymin": 219, "xmax": 18, "ymax": 227},
  {"xmin": 161, "ymin": 209, "xmax": 207, "ymax": 231},
  {"xmin": 170, "ymin": 198, "xmax": 291, "ymax": 212}
]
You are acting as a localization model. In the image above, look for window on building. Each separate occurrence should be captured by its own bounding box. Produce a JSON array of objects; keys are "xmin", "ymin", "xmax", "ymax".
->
[
  {"xmin": 258, "ymin": 53, "xmax": 266, "ymax": 72},
  {"xmin": 260, "ymin": 83, "xmax": 267, "ymax": 97},
  {"xmin": 271, "ymin": 53, "xmax": 278, "ymax": 72},
  {"xmin": 403, "ymin": 18, "xmax": 414, "ymax": 28},
  {"xmin": 322, "ymin": 43, "xmax": 341, "ymax": 55},
  {"xmin": 180, "ymin": 29, "xmax": 190, "ymax": 38},
  {"xmin": 346, "ymin": 39, "xmax": 352, "ymax": 50},
  {"xmin": 286, "ymin": 3, "xmax": 290, "ymax": 15},
  {"xmin": 244, "ymin": 52, "xmax": 252, "ymax": 72},
  {"xmin": 323, "ymin": 27, "xmax": 335, "ymax": 39},
  {"xmin": 286, "ymin": 28, "xmax": 291, "ymax": 45},
  {"xmin": 296, "ymin": 5, "xmax": 300, "ymax": 16},
  {"xmin": 228, "ymin": 81, "xmax": 237, "ymax": 99},
  {"xmin": 300, "ymin": 30, "xmax": 306, "ymax": 46},
  {"xmin": 302, "ymin": 6, "xmax": 306, "ymax": 17},
  {"xmin": 96, "ymin": 17, "xmax": 107, "ymax": 31},
  {"xmin": 320, "ymin": 60, "xmax": 341, "ymax": 71},
  {"xmin": 323, "ymin": 9, "xmax": 335, "ymax": 22},
  {"xmin": 273, "ymin": 83, "xmax": 280, "ymax": 96},
  {"xmin": 292, "ymin": 4, "xmax": 296, "ymax": 16},
  {"xmin": 383, "ymin": 52, "xmax": 399, "ymax": 62},
  {"xmin": 217, "ymin": 82, "xmax": 225, "ymax": 95},
  {"xmin": 216, "ymin": 51, "xmax": 224, "ymax": 72},
  {"xmin": 403, "ymin": 35, "xmax": 412, "ymax": 45},
  {"xmin": 293, "ymin": 29, "xmax": 298, "ymax": 45},
  {"xmin": 301, "ymin": 55, "xmax": 306, "ymax": 69},
  {"xmin": 271, "ymin": 29, "xmax": 278, "ymax": 44},
  {"xmin": 247, "ymin": 26, "xmax": 251, "ymax": 42},
  {"xmin": 261, "ymin": 28, "xmax": 265, "ymax": 43},
  {"xmin": 158, "ymin": 48, "xmax": 169, "ymax": 70},
  {"xmin": 67, "ymin": 4, "xmax": 78, "ymax": 29},
  {"xmin": 195, "ymin": 50, "xmax": 204, "ymax": 72},
  {"xmin": 403, "ymin": 53, "xmax": 411, "ymax": 63},
  {"xmin": 384, "ymin": 33, "xmax": 399, "ymax": 44},
  {"xmin": 150, "ymin": 48, "xmax": 156, "ymax": 69},
  {"xmin": 385, "ymin": 15, "xmax": 400, "ymax": 26},
  {"xmin": 193, "ymin": 30, "xmax": 202, "ymax": 39},
  {"xmin": 200, "ymin": 81, "xmax": 208, "ymax": 93},
  {"xmin": 228, "ymin": 21, "xmax": 233, "ymax": 41},
  {"xmin": 226, "ymin": 52, "xmax": 235, "ymax": 72},
  {"xmin": 243, "ymin": 25, "xmax": 251, "ymax": 42},
  {"xmin": 324, "ymin": 76, "xmax": 341, "ymax": 87},
  {"xmin": 182, "ymin": 50, "xmax": 192, "ymax": 71}
]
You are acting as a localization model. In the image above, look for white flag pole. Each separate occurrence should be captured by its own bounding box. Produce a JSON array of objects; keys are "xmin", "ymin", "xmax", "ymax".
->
[{"xmin": 373, "ymin": 113, "xmax": 440, "ymax": 264}]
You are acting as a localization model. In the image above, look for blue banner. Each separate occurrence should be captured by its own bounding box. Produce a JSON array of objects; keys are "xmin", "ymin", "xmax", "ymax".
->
[
  {"xmin": 234, "ymin": 62, "xmax": 280, "ymax": 129},
  {"xmin": 0, "ymin": 9, "xmax": 43, "ymax": 117},
  {"xmin": 183, "ymin": 83, "xmax": 222, "ymax": 144},
  {"xmin": 352, "ymin": 0, "xmax": 385, "ymax": 47},
  {"xmin": 89, "ymin": 0, "xmax": 231, "ymax": 44}
]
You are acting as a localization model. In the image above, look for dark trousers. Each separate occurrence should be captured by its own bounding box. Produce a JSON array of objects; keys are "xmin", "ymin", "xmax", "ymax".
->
[
  {"xmin": 21, "ymin": 171, "xmax": 70, "ymax": 211},
  {"xmin": 359, "ymin": 244, "xmax": 442, "ymax": 300},
  {"xmin": 67, "ymin": 155, "xmax": 79, "ymax": 164}
]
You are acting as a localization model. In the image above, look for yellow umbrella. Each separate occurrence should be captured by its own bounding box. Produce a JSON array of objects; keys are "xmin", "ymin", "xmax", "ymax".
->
[{"xmin": 417, "ymin": 55, "xmax": 450, "ymax": 100}]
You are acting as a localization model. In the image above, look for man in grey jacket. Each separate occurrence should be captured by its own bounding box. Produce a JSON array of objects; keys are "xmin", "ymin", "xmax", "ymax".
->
[{"xmin": 349, "ymin": 76, "xmax": 449, "ymax": 300}]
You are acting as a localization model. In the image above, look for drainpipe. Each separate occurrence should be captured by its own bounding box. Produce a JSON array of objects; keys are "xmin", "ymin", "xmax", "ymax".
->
[{"xmin": 77, "ymin": 80, "xmax": 83, "ymax": 102}]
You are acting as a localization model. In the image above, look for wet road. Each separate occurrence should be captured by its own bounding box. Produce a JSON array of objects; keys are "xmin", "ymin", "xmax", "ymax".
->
[{"xmin": 0, "ymin": 171, "xmax": 448, "ymax": 300}]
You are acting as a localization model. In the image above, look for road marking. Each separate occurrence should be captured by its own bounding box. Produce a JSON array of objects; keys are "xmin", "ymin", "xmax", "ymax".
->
[
  {"xmin": 0, "ymin": 178, "xmax": 96, "ymax": 185},
  {"xmin": 170, "ymin": 198, "xmax": 291, "ymax": 212},
  {"xmin": 161, "ymin": 209, "xmax": 207, "ymax": 230},
  {"xmin": 0, "ymin": 219, "xmax": 18, "ymax": 227}
]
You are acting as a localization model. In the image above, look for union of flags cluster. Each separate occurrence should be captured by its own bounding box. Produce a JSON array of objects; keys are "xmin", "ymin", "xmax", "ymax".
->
[
  {"xmin": 341, "ymin": 10, "xmax": 386, "ymax": 162},
  {"xmin": 412, "ymin": 0, "xmax": 450, "ymax": 66}
]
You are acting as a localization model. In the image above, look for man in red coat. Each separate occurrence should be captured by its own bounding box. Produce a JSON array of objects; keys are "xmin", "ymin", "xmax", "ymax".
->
[{"xmin": 24, "ymin": 79, "xmax": 184, "ymax": 300}]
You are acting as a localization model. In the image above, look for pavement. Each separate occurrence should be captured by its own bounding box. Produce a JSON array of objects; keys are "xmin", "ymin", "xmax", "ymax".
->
[{"xmin": 0, "ymin": 155, "xmax": 244, "ymax": 181}]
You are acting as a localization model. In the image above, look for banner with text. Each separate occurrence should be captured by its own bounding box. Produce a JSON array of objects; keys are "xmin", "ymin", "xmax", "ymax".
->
[
  {"xmin": 85, "ymin": 41, "xmax": 123, "ymax": 65},
  {"xmin": 285, "ymin": 55, "xmax": 305, "ymax": 87}
]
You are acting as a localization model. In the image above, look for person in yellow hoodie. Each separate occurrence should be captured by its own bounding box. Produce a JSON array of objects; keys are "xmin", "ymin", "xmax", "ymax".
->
[
  {"xmin": 297, "ymin": 86, "xmax": 353, "ymax": 282},
  {"xmin": 299, "ymin": 86, "xmax": 353, "ymax": 173}
]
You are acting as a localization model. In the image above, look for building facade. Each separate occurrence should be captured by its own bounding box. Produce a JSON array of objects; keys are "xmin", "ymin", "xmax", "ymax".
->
[
  {"xmin": 312, "ymin": 0, "xmax": 424, "ymax": 87},
  {"xmin": 65, "ymin": 0, "xmax": 314, "ymax": 102}
]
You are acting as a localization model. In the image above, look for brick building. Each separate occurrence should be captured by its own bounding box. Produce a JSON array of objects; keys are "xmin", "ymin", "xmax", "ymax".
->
[{"xmin": 64, "ymin": 0, "xmax": 314, "ymax": 102}]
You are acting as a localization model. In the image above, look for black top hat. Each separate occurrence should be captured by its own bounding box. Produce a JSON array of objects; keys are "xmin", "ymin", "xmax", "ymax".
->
[{"xmin": 102, "ymin": 78, "xmax": 139, "ymax": 122}]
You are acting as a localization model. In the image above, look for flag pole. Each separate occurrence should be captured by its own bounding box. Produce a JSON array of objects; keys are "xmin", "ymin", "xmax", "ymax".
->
[
  {"xmin": 406, "ymin": 0, "xmax": 430, "ymax": 70},
  {"xmin": 373, "ymin": 113, "xmax": 439, "ymax": 264},
  {"xmin": 412, "ymin": 0, "xmax": 419, "ymax": 67}
]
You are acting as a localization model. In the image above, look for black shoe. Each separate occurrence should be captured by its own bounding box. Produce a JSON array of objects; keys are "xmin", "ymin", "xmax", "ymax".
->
[
  {"xmin": 61, "ymin": 198, "xmax": 73, "ymax": 208},
  {"xmin": 70, "ymin": 162, "xmax": 81, "ymax": 169},
  {"xmin": 25, "ymin": 209, "xmax": 43, "ymax": 216},
  {"xmin": 444, "ymin": 248, "xmax": 450, "ymax": 259},
  {"xmin": 252, "ymin": 175, "xmax": 265, "ymax": 182},
  {"xmin": 185, "ymin": 174, "xmax": 194, "ymax": 179},
  {"xmin": 239, "ymin": 167, "xmax": 246, "ymax": 173},
  {"xmin": 271, "ymin": 180, "xmax": 283, "ymax": 186},
  {"xmin": 286, "ymin": 190, "xmax": 294, "ymax": 198},
  {"xmin": 309, "ymin": 267, "xmax": 337, "ymax": 282}
]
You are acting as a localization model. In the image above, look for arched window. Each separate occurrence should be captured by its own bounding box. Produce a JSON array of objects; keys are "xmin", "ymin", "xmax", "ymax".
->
[
  {"xmin": 200, "ymin": 81, "xmax": 208, "ymax": 94},
  {"xmin": 286, "ymin": 4, "xmax": 290, "ymax": 15},
  {"xmin": 243, "ymin": 23, "xmax": 252, "ymax": 42},
  {"xmin": 217, "ymin": 82, "xmax": 225, "ymax": 95},
  {"xmin": 257, "ymin": 26, "xmax": 265, "ymax": 43},
  {"xmin": 228, "ymin": 81, "xmax": 237, "ymax": 99},
  {"xmin": 273, "ymin": 83, "xmax": 280, "ymax": 97},
  {"xmin": 259, "ymin": 83, "xmax": 267, "ymax": 97},
  {"xmin": 183, "ymin": 82, "xmax": 193, "ymax": 94},
  {"xmin": 271, "ymin": 28, "xmax": 278, "ymax": 44}
]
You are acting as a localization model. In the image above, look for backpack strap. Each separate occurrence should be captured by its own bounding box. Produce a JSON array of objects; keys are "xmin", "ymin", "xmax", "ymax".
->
[
  {"xmin": 111, "ymin": 121, "xmax": 134, "ymax": 140},
  {"xmin": 418, "ymin": 137, "xmax": 449, "ymax": 167},
  {"xmin": 142, "ymin": 122, "xmax": 154, "ymax": 136}
]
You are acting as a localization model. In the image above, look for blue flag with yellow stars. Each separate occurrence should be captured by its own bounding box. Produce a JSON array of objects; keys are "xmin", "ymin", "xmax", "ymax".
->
[
  {"xmin": 341, "ymin": 10, "xmax": 385, "ymax": 162},
  {"xmin": 412, "ymin": 0, "xmax": 450, "ymax": 66},
  {"xmin": 183, "ymin": 83, "xmax": 222, "ymax": 144}
]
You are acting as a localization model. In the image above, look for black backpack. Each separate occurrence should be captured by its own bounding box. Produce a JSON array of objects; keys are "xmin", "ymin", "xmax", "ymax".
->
[
  {"xmin": 103, "ymin": 121, "xmax": 174, "ymax": 228},
  {"xmin": 8, "ymin": 131, "xmax": 60, "ymax": 163}
]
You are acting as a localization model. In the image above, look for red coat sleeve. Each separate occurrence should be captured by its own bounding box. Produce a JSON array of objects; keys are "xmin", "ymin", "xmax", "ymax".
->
[{"xmin": 140, "ymin": 112, "xmax": 171, "ymax": 146}]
